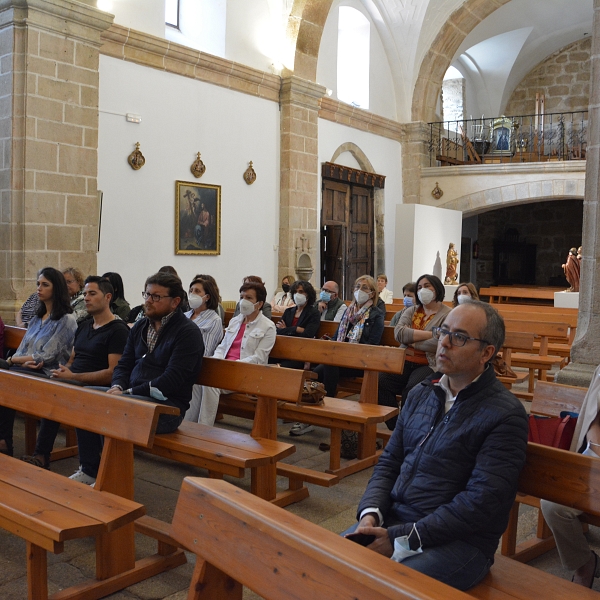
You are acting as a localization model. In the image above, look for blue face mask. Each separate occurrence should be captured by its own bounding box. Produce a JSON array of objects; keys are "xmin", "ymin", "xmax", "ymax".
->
[
  {"xmin": 403, "ymin": 296, "xmax": 414, "ymax": 307},
  {"xmin": 320, "ymin": 291, "xmax": 331, "ymax": 302}
]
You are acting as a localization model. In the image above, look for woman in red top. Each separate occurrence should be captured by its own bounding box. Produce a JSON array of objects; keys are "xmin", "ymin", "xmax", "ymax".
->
[{"xmin": 378, "ymin": 274, "xmax": 451, "ymax": 430}]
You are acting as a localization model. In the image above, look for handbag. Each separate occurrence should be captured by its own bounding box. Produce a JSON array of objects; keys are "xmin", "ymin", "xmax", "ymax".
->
[
  {"xmin": 528, "ymin": 412, "xmax": 577, "ymax": 450},
  {"xmin": 491, "ymin": 354, "xmax": 516, "ymax": 378},
  {"xmin": 300, "ymin": 380, "xmax": 326, "ymax": 406}
]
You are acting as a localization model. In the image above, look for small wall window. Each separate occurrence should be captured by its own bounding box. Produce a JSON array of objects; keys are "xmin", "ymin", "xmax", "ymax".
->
[
  {"xmin": 166, "ymin": 0, "xmax": 180, "ymax": 28},
  {"xmin": 337, "ymin": 7, "xmax": 370, "ymax": 110},
  {"xmin": 442, "ymin": 66, "xmax": 465, "ymax": 130}
]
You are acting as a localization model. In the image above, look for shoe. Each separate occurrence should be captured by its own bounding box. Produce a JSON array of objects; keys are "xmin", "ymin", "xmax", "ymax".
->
[
  {"xmin": 573, "ymin": 551, "xmax": 599, "ymax": 588},
  {"xmin": 289, "ymin": 422, "xmax": 314, "ymax": 436},
  {"xmin": 21, "ymin": 454, "xmax": 49, "ymax": 469},
  {"xmin": 0, "ymin": 441, "xmax": 13, "ymax": 457},
  {"xmin": 69, "ymin": 467, "xmax": 96, "ymax": 486}
]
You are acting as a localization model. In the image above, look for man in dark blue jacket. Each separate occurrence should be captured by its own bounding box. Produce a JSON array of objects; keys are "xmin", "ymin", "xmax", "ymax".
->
[{"xmin": 350, "ymin": 300, "xmax": 528, "ymax": 590}]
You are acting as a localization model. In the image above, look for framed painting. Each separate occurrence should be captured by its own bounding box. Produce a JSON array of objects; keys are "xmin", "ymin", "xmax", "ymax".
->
[{"xmin": 175, "ymin": 180, "xmax": 221, "ymax": 255}]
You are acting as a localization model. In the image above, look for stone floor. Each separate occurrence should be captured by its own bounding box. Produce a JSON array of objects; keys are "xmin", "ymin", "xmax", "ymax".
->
[{"xmin": 0, "ymin": 371, "xmax": 598, "ymax": 599}]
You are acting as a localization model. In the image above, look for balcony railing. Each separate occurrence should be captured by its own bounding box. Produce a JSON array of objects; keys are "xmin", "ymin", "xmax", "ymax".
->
[{"xmin": 427, "ymin": 111, "xmax": 588, "ymax": 167}]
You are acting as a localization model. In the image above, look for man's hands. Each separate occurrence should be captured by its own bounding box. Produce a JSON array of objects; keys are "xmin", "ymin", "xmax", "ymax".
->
[
  {"xmin": 317, "ymin": 301, "xmax": 327, "ymax": 313},
  {"xmin": 107, "ymin": 386, "xmax": 123, "ymax": 395},
  {"xmin": 346, "ymin": 514, "xmax": 393, "ymax": 557},
  {"xmin": 51, "ymin": 364, "xmax": 76, "ymax": 380}
]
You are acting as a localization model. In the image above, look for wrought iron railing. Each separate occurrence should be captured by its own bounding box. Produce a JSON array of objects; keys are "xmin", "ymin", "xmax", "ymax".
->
[{"xmin": 427, "ymin": 111, "xmax": 588, "ymax": 167}]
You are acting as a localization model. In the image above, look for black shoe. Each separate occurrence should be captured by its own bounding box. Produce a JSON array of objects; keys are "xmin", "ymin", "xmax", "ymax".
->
[
  {"xmin": 21, "ymin": 454, "xmax": 50, "ymax": 470},
  {"xmin": 0, "ymin": 444, "xmax": 13, "ymax": 457}
]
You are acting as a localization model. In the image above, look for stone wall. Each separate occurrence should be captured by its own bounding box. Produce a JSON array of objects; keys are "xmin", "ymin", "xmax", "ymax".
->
[
  {"xmin": 505, "ymin": 37, "xmax": 591, "ymax": 116},
  {"xmin": 474, "ymin": 199, "xmax": 583, "ymax": 289},
  {"xmin": 442, "ymin": 77, "xmax": 465, "ymax": 123}
]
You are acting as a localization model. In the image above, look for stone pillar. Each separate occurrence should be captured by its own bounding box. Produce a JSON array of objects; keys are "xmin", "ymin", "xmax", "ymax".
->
[
  {"xmin": 556, "ymin": 0, "xmax": 600, "ymax": 386},
  {"xmin": 279, "ymin": 74, "xmax": 325, "ymax": 284},
  {"xmin": 0, "ymin": 0, "xmax": 112, "ymax": 322},
  {"xmin": 401, "ymin": 121, "xmax": 430, "ymax": 205}
]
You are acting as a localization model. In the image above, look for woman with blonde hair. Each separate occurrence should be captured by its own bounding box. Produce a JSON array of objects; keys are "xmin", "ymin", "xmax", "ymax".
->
[{"xmin": 452, "ymin": 282, "xmax": 479, "ymax": 307}]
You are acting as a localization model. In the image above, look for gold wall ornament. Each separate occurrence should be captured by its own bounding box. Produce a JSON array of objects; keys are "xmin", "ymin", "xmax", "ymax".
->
[
  {"xmin": 431, "ymin": 182, "xmax": 443, "ymax": 200},
  {"xmin": 127, "ymin": 142, "xmax": 145, "ymax": 170},
  {"xmin": 190, "ymin": 152, "xmax": 206, "ymax": 178},
  {"xmin": 243, "ymin": 161, "xmax": 256, "ymax": 185}
]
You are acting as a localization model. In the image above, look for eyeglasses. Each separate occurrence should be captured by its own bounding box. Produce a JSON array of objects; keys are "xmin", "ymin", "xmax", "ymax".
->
[
  {"xmin": 142, "ymin": 291, "xmax": 172, "ymax": 303},
  {"xmin": 353, "ymin": 285, "xmax": 371, "ymax": 292},
  {"xmin": 322, "ymin": 289, "xmax": 336, "ymax": 294},
  {"xmin": 432, "ymin": 327, "xmax": 490, "ymax": 348}
]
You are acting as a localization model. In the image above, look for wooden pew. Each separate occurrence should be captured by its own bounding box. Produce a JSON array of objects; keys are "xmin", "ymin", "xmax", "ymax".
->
[
  {"xmin": 170, "ymin": 477, "xmax": 472, "ymax": 600},
  {"xmin": 0, "ymin": 369, "xmax": 183, "ymax": 600},
  {"xmin": 529, "ymin": 380, "xmax": 587, "ymax": 417},
  {"xmin": 479, "ymin": 286, "xmax": 561, "ymax": 305}
]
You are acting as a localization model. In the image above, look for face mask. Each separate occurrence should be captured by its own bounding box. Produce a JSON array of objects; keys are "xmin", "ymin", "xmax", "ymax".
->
[
  {"xmin": 188, "ymin": 294, "xmax": 204, "ymax": 310},
  {"xmin": 403, "ymin": 296, "xmax": 414, "ymax": 307},
  {"xmin": 354, "ymin": 289, "xmax": 370, "ymax": 305},
  {"xmin": 294, "ymin": 293, "xmax": 307, "ymax": 306},
  {"xmin": 418, "ymin": 288, "xmax": 435, "ymax": 305},
  {"xmin": 282, "ymin": 284, "xmax": 290, "ymax": 293},
  {"xmin": 239, "ymin": 298, "xmax": 257, "ymax": 315},
  {"xmin": 320, "ymin": 290, "xmax": 331, "ymax": 303},
  {"xmin": 457, "ymin": 294, "xmax": 470, "ymax": 305}
]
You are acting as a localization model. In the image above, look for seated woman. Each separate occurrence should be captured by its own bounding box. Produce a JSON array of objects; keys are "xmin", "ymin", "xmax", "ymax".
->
[
  {"xmin": 271, "ymin": 274, "xmax": 295, "ymax": 315},
  {"xmin": 378, "ymin": 274, "xmax": 450, "ymax": 430},
  {"xmin": 0, "ymin": 267, "xmax": 77, "ymax": 457},
  {"xmin": 541, "ymin": 373, "xmax": 600, "ymax": 587},
  {"xmin": 273, "ymin": 280, "xmax": 320, "ymax": 368},
  {"xmin": 63, "ymin": 267, "xmax": 88, "ymax": 323},
  {"xmin": 377, "ymin": 274, "xmax": 394, "ymax": 304},
  {"xmin": 232, "ymin": 275, "xmax": 272, "ymax": 319},
  {"xmin": 289, "ymin": 276, "xmax": 384, "ymax": 436},
  {"xmin": 184, "ymin": 276, "xmax": 225, "ymax": 422},
  {"xmin": 452, "ymin": 282, "xmax": 479, "ymax": 307},
  {"xmin": 390, "ymin": 282, "xmax": 416, "ymax": 327},
  {"xmin": 102, "ymin": 271, "xmax": 131, "ymax": 320}
]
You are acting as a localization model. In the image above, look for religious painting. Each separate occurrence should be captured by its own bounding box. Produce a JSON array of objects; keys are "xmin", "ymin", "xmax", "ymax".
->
[
  {"xmin": 175, "ymin": 181, "xmax": 221, "ymax": 255},
  {"xmin": 491, "ymin": 116, "xmax": 513, "ymax": 154}
]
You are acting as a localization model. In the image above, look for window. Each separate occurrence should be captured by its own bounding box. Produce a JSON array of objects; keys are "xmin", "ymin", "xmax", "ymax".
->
[
  {"xmin": 337, "ymin": 7, "xmax": 370, "ymax": 110},
  {"xmin": 442, "ymin": 66, "xmax": 465, "ymax": 131},
  {"xmin": 166, "ymin": 0, "xmax": 180, "ymax": 28}
]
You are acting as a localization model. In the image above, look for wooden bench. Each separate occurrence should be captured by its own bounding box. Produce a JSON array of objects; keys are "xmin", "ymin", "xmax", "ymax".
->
[
  {"xmin": 479, "ymin": 286, "xmax": 562, "ymax": 305},
  {"xmin": 0, "ymin": 369, "xmax": 182, "ymax": 600}
]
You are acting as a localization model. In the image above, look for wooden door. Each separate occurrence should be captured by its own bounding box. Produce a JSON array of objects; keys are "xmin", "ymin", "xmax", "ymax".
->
[{"xmin": 347, "ymin": 185, "xmax": 373, "ymax": 296}]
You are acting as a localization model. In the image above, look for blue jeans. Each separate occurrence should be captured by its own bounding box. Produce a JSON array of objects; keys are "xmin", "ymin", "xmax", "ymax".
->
[
  {"xmin": 341, "ymin": 523, "xmax": 491, "ymax": 591},
  {"xmin": 76, "ymin": 387, "xmax": 183, "ymax": 478}
]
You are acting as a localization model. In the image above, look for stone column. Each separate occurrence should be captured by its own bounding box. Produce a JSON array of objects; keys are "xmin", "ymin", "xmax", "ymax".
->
[
  {"xmin": 0, "ymin": 0, "xmax": 112, "ymax": 322},
  {"xmin": 279, "ymin": 74, "xmax": 325, "ymax": 284},
  {"xmin": 557, "ymin": 0, "xmax": 600, "ymax": 386},
  {"xmin": 401, "ymin": 121, "xmax": 430, "ymax": 205}
]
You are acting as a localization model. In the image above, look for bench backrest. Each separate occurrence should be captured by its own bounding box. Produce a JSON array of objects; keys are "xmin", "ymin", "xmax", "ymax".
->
[
  {"xmin": 171, "ymin": 477, "xmax": 471, "ymax": 600},
  {"xmin": 503, "ymin": 319, "xmax": 569, "ymax": 339},
  {"xmin": 493, "ymin": 304, "xmax": 578, "ymax": 316},
  {"xmin": 530, "ymin": 380, "xmax": 587, "ymax": 417},
  {"xmin": 480, "ymin": 287, "xmax": 558, "ymax": 300},
  {"xmin": 4, "ymin": 324, "xmax": 25, "ymax": 351},
  {"xmin": 495, "ymin": 310, "xmax": 578, "ymax": 328}
]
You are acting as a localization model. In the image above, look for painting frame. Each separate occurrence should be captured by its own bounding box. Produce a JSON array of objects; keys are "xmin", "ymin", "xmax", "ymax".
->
[{"xmin": 175, "ymin": 180, "xmax": 221, "ymax": 255}]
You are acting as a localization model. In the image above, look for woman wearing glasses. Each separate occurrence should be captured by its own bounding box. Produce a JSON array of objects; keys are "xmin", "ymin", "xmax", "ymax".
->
[{"xmin": 378, "ymin": 274, "xmax": 450, "ymax": 430}]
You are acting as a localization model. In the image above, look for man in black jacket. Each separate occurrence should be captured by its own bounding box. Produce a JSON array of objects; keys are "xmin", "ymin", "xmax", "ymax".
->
[{"xmin": 349, "ymin": 301, "xmax": 528, "ymax": 590}]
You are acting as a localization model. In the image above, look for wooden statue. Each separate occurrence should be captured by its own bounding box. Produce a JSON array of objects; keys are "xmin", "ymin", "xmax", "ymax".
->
[
  {"xmin": 445, "ymin": 242, "xmax": 459, "ymax": 284},
  {"xmin": 563, "ymin": 247, "xmax": 580, "ymax": 292}
]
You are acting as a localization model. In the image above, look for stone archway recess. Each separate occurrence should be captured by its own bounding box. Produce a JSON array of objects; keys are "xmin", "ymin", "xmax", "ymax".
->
[{"xmin": 330, "ymin": 143, "xmax": 386, "ymax": 275}]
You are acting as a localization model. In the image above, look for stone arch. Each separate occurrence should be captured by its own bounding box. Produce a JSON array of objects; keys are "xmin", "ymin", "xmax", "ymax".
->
[
  {"xmin": 329, "ymin": 142, "xmax": 386, "ymax": 276},
  {"xmin": 412, "ymin": 0, "xmax": 511, "ymax": 123},
  {"xmin": 287, "ymin": 0, "xmax": 335, "ymax": 80}
]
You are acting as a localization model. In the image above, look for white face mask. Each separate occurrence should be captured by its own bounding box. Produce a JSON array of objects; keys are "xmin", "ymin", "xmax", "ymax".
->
[
  {"xmin": 456, "ymin": 293, "xmax": 470, "ymax": 305},
  {"xmin": 354, "ymin": 289, "xmax": 371, "ymax": 305},
  {"xmin": 188, "ymin": 293, "xmax": 204, "ymax": 310},
  {"xmin": 239, "ymin": 298, "xmax": 257, "ymax": 315},
  {"xmin": 294, "ymin": 293, "xmax": 307, "ymax": 306},
  {"xmin": 418, "ymin": 288, "xmax": 435, "ymax": 305}
]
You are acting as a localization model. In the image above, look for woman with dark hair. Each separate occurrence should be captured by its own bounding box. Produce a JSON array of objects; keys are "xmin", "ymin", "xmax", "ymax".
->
[
  {"xmin": 102, "ymin": 271, "xmax": 130, "ymax": 320},
  {"xmin": 195, "ymin": 273, "xmax": 225, "ymax": 323},
  {"xmin": 0, "ymin": 267, "xmax": 77, "ymax": 457},
  {"xmin": 390, "ymin": 282, "xmax": 417, "ymax": 327},
  {"xmin": 378, "ymin": 274, "xmax": 451, "ymax": 430},
  {"xmin": 232, "ymin": 275, "xmax": 272, "ymax": 319}
]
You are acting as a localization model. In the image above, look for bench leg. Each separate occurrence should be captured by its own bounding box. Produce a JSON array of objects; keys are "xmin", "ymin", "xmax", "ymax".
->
[
  {"xmin": 187, "ymin": 559, "xmax": 242, "ymax": 600},
  {"xmin": 27, "ymin": 542, "xmax": 48, "ymax": 600},
  {"xmin": 357, "ymin": 425, "xmax": 377, "ymax": 460},
  {"xmin": 251, "ymin": 464, "xmax": 276, "ymax": 501},
  {"xmin": 501, "ymin": 502, "xmax": 520, "ymax": 557},
  {"xmin": 329, "ymin": 428, "xmax": 341, "ymax": 472}
]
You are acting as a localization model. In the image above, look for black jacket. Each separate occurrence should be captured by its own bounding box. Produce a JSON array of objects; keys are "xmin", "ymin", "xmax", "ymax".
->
[
  {"xmin": 357, "ymin": 366, "xmax": 528, "ymax": 559},
  {"xmin": 277, "ymin": 305, "xmax": 321, "ymax": 338},
  {"xmin": 112, "ymin": 310, "xmax": 204, "ymax": 415}
]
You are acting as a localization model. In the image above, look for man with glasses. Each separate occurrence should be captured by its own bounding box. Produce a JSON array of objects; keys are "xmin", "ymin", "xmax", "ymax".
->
[
  {"xmin": 315, "ymin": 280, "xmax": 347, "ymax": 322},
  {"xmin": 347, "ymin": 300, "xmax": 528, "ymax": 591}
]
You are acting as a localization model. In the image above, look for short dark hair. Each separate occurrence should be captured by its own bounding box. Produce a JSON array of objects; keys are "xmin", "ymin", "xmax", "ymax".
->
[
  {"xmin": 145, "ymin": 272, "xmax": 185, "ymax": 301},
  {"xmin": 415, "ymin": 274, "xmax": 445, "ymax": 305},
  {"xmin": 291, "ymin": 279, "xmax": 316, "ymax": 307},
  {"xmin": 84, "ymin": 275, "xmax": 114, "ymax": 297},
  {"xmin": 402, "ymin": 282, "xmax": 416, "ymax": 294},
  {"xmin": 240, "ymin": 281, "xmax": 267, "ymax": 304},
  {"xmin": 244, "ymin": 275, "xmax": 263, "ymax": 285},
  {"xmin": 189, "ymin": 277, "xmax": 220, "ymax": 311},
  {"xmin": 468, "ymin": 300, "xmax": 505, "ymax": 355},
  {"xmin": 102, "ymin": 272, "xmax": 126, "ymax": 301},
  {"xmin": 195, "ymin": 274, "xmax": 222, "ymax": 302},
  {"xmin": 158, "ymin": 265, "xmax": 178, "ymax": 276},
  {"xmin": 36, "ymin": 267, "xmax": 73, "ymax": 320}
]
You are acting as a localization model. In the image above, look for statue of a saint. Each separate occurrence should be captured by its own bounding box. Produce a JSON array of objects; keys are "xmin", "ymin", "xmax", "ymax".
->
[
  {"xmin": 445, "ymin": 242, "xmax": 459, "ymax": 284},
  {"xmin": 562, "ymin": 247, "xmax": 580, "ymax": 292}
]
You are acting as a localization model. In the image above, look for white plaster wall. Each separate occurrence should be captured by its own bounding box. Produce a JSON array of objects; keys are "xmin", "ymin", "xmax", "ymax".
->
[
  {"xmin": 99, "ymin": 0, "xmax": 165, "ymax": 38},
  {"xmin": 97, "ymin": 56, "xmax": 280, "ymax": 304},
  {"xmin": 318, "ymin": 119, "xmax": 402, "ymax": 291},
  {"xmin": 393, "ymin": 205, "xmax": 462, "ymax": 291}
]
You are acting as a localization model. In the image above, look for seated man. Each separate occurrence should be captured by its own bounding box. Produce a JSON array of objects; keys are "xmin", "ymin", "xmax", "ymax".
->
[
  {"xmin": 73, "ymin": 272, "xmax": 204, "ymax": 484},
  {"xmin": 20, "ymin": 276, "xmax": 130, "ymax": 472},
  {"xmin": 315, "ymin": 280, "xmax": 347, "ymax": 322},
  {"xmin": 347, "ymin": 301, "xmax": 528, "ymax": 590},
  {"xmin": 200, "ymin": 281, "xmax": 276, "ymax": 426}
]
